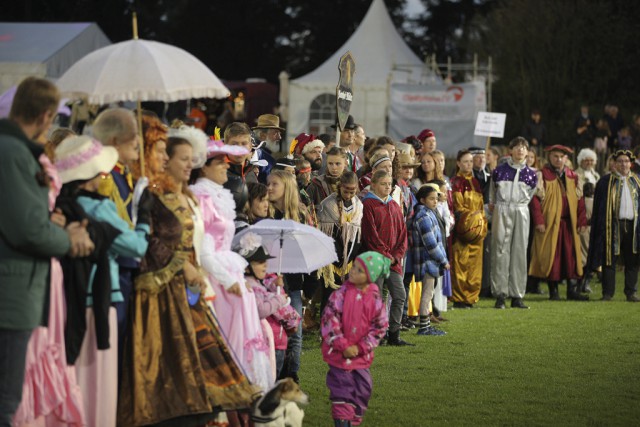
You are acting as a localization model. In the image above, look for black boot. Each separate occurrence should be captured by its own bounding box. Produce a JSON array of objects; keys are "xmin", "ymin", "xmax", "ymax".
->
[
  {"xmin": 387, "ymin": 329, "xmax": 415, "ymax": 347},
  {"xmin": 526, "ymin": 276, "xmax": 545, "ymax": 294},
  {"xmin": 567, "ymin": 279, "xmax": 589, "ymax": 301},
  {"xmin": 548, "ymin": 282, "xmax": 560, "ymax": 300},
  {"xmin": 580, "ymin": 274, "xmax": 593, "ymax": 293}
]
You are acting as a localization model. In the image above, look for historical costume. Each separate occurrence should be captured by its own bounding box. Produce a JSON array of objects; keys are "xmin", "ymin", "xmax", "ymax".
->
[
  {"xmin": 191, "ymin": 141, "xmax": 273, "ymax": 391},
  {"xmin": 450, "ymin": 170, "xmax": 487, "ymax": 307},
  {"xmin": 490, "ymin": 156, "xmax": 537, "ymax": 305},
  {"xmin": 316, "ymin": 192, "xmax": 363, "ymax": 290},
  {"xmin": 588, "ymin": 150, "xmax": 640, "ymax": 301},
  {"xmin": 97, "ymin": 147, "xmax": 139, "ymax": 359},
  {"xmin": 529, "ymin": 145, "xmax": 588, "ymax": 300},
  {"xmin": 118, "ymin": 190, "xmax": 257, "ymax": 426},
  {"xmin": 575, "ymin": 148, "xmax": 600, "ymax": 291}
]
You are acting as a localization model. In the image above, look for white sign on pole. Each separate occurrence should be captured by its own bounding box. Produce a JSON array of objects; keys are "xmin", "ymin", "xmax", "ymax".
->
[{"xmin": 474, "ymin": 112, "xmax": 506, "ymax": 138}]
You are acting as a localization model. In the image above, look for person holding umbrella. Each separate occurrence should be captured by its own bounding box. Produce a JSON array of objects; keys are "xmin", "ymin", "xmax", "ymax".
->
[
  {"xmin": 118, "ymin": 126, "xmax": 257, "ymax": 427},
  {"xmin": 190, "ymin": 138, "xmax": 273, "ymax": 391}
]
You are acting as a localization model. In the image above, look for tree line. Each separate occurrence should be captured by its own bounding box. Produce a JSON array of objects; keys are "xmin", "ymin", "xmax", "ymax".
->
[{"xmin": 6, "ymin": 0, "xmax": 639, "ymax": 143}]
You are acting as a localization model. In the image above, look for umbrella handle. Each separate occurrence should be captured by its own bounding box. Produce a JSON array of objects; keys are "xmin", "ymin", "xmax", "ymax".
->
[
  {"xmin": 277, "ymin": 230, "xmax": 284, "ymax": 294},
  {"xmin": 136, "ymin": 100, "xmax": 145, "ymax": 177}
]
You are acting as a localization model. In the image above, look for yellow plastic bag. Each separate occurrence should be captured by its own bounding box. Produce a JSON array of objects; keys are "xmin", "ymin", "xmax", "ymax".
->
[{"xmin": 407, "ymin": 276, "xmax": 422, "ymax": 317}]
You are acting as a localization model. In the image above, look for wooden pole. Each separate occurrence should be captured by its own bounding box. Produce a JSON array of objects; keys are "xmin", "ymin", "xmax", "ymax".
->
[{"xmin": 132, "ymin": 12, "xmax": 145, "ymax": 176}]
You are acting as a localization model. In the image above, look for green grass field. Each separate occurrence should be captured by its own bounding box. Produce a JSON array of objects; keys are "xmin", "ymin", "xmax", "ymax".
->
[{"xmin": 297, "ymin": 280, "xmax": 640, "ymax": 426}]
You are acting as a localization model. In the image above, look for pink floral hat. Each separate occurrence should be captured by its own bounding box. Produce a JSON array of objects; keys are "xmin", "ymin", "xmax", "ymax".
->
[
  {"xmin": 54, "ymin": 136, "xmax": 118, "ymax": 184},
  {"xmin": 207, "ymin": 139, "xmax": 249, "ymax": 159}
]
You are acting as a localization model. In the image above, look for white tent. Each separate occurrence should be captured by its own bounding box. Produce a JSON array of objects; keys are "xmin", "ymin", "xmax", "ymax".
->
[
  {"xmin": 0, "ymin": 22, "xmax": 111, "ymax": 94},
  {"xmin": 285, "ymin": 0, "xmax": 440, "ymax": 139}
]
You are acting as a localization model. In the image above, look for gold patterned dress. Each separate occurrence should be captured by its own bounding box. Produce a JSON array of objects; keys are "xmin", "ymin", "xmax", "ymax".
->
[
  {"xmin": 450, "ymin": 172, "xmax": 487, "ymax": 306},
  {"xmin": 118, "ymin": 191, "xmax": 258, "ymax": 427}
]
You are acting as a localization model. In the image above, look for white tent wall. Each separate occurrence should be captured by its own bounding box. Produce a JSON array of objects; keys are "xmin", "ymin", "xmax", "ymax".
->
[
  {"xmin": 285, "ymin": 0, "xmax": 440, "ymax": 140},
  {"xmin": 288, "ymin": 83, "xmax": 388, "ymax": 138},
  {"xmin": 0, "ymin": 22, "xmax": 111, "ymax": 93},
  {"xmin": 0, "ymin": 63, "xmax": 47, "ymax": 96}
]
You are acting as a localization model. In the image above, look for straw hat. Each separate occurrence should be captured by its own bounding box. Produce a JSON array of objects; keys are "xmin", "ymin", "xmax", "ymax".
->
[
  {"xmin": 55, "ymin": 136, "xmax": 118, "ymax": 184},
  {"xmin": 397, "ymin": 151, "xmax": 420, "ymax": 168},
  {"xmin": 253, "ymin": 114, "xmax": 285, "ymax": 131}
]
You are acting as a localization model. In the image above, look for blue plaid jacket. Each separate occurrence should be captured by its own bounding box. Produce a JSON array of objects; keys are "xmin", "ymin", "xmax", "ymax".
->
[{"xmin": 411, "ymin": 204, "xmax": 448, "ymax": 279}]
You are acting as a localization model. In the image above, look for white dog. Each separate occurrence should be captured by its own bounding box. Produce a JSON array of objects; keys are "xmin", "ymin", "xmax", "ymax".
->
[{"xmin": 252, "ymin": 378, "xmax": 309, "ymax": 427}]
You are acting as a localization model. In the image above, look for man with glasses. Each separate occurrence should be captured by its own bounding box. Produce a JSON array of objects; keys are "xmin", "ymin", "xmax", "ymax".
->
[{"xmin": 588, "ymin": 150, "xmax": 640, "ymax": 302}]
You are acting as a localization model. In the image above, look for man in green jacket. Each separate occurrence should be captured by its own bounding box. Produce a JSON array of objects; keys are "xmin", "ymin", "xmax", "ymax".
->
[{"xmin": 0, "ymin": 77, "xmax": 94, "ymax": 425}]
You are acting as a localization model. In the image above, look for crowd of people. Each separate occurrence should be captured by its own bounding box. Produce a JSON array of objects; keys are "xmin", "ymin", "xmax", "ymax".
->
[{"xmin": 1, "ymin": 76, "xmax": 639, "ymax": 427}]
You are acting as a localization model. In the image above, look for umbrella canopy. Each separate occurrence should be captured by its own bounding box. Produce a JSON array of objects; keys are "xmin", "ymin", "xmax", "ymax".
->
[
  {"xmin": 56, "ymin": 38, "xmax": 229, "ymax": 104},
  {"xmin": 234, "ymin": 219, "xmax": 338, "ymax": 274}
]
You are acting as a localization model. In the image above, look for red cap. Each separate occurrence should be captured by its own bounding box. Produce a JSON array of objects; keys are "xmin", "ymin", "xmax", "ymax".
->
[
  {"xmin": 544, "ymin": 144, "xmax": 573, "ymax": 155},
  {"xmin": 418, "ymin": 129, "xmax": 435, "ymax": 142}
]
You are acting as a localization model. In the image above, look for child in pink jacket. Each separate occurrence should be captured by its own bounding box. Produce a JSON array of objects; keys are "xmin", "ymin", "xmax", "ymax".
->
[
  {"xmin": 238, "ymin": 233, "xmax": 301, "ymax": 379},
  {"xmin": 321, "ymin": 251, "xmax": 389, "ymax": 427}
]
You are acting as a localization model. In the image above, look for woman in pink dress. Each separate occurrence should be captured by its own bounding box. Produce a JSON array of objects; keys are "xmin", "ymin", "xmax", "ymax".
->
[
  {"xmin": 190, "ymin": 138, "xmax": 273, "ymax": 392},
  {"xmin": 13, "ymin": 130, "xmax": 85, "ymax": 427}
]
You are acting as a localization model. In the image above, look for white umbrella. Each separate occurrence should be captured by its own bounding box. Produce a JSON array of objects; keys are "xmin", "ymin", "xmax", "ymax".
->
[
  {"xmin": 56, "ymin": 38, "xmax": 229, "ymax": 105},
  {"xmin": 234, "ymin": 219, "xmax": 338, "ymax": 275},
  {"xmin": 56, "ymin": 15, "xmax": 229, "ymax": 177}
]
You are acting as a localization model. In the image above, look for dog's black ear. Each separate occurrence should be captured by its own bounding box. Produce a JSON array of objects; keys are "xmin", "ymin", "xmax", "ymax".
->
[{"xmin": 258, "ymin": 382, "xmax": 283, "ymax": 415}]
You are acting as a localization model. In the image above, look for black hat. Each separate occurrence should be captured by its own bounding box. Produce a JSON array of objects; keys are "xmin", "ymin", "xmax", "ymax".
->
[
  {"xmin": 468, "ymin": 146, "xmax": 486, "ymax": 155},
  {"xmin": 245, "ymin": 246, "xmax": 275, "ymax": 262},
  {"xmin": 235, "ymin": 244, "xmax": 275, "ymax": 262},
  {"xmin": 612, "ymin": 149, "xmax": 636, "ymax": 162},
  {"xmin": 274, "ymin": 156, "xmax": 296, "ymax": 170},
  {"xmin": 331, "ymin": 115, "xmax": 357, "ymax": 130}
]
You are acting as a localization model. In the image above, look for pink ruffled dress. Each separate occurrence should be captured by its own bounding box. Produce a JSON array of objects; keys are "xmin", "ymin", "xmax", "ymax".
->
[
  {"xmin": 190, "ymin": 178, "xmax": 273, "ymax": 391},
  {"xmin": 12, "ymin": 155, "xmax": 85, "ymax": 427}
]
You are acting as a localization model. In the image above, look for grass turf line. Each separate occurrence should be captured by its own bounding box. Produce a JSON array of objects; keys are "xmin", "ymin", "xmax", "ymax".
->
[{"xmin": 298, "ymin": 280, "xmax": 640, "ymax": 426}]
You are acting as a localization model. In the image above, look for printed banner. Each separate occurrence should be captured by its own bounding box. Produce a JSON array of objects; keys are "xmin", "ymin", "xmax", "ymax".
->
[{"xmin": 388, "ymin": 81, "xmax": 488, "ymax": 155}]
